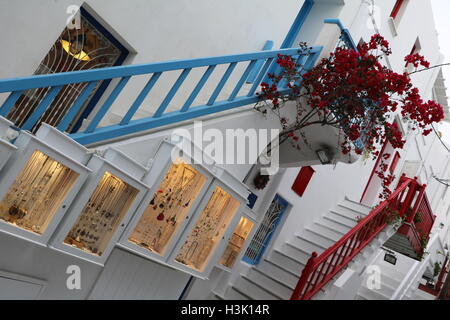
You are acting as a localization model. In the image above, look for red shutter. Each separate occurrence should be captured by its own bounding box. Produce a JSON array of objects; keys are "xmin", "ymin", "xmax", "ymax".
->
[
  {"xmin": 390, "ymin": 0, "xmax": 405, "ymax": 19},
  {"xmin": 389, "ymin": 152, "xmax": 401, "ymax": 174},
  {"xmin": 292, "ymin": 166, "xmax": 315, "ymax": 196}
]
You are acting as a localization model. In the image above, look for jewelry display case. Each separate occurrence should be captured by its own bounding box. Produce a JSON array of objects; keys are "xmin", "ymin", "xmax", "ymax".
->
[
  {"xmin": 125, "ymin": 160, "xmax": 210, "ymax": 259},
  {"xmin": 119, "ymin": 137, "xmax": 250, "ymax": 277},
  {"xmin": 118, "ymin": 138, "xmax": 214, "ymax": 263},
  {"xmin": 173, "ymin": 185, "xmax": 241, "ymax": 275},
  {"xmin": 50, "ymin": 147, "xmax": 150, "ymax": 265},
  {"xmin": 0, "ymin": 116, "xmax": 18, "ymax": 171},
  {"xmin": 218, "ymin": 215, "xmax": 255, "ymax": 270},
  {"xmin": 0, "ymin": 123, "xmax": 91, "ymax": 245}
]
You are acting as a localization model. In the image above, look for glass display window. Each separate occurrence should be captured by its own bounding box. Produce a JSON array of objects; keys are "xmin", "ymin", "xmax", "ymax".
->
[
  {"xmin": 64, "ymin": 171, "xmax": 138, "ymax": 256},
  {"xmin": 50, "ymin": 152, "xmax": 149, "ymax": 265},
  {"xmin": 0, "ymin": 128, "xmax": 91, "ymax": 245},
  {"xmin": 173, "ymin": 186, "xmax": 241, "ymax": 274},
  {"xmin": 0, "ymin": 150, "xmax": 79, "ymax": 234},
  {"xmin": 127, "ymin": 160, "xmax": 208, "ymax": 257},
  {"xmin": 219, "ymin": 216, "xmax": 255, "ymax": 269}
]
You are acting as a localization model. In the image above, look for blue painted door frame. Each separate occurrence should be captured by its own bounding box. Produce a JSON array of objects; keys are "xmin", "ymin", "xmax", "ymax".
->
[
  {"xmin": 70, "ymin": 6, "xmax": 129, "ymax": 133},
  {"xmin": 243, "ymin": 194, "xmax": 289, "ymax": 265}
]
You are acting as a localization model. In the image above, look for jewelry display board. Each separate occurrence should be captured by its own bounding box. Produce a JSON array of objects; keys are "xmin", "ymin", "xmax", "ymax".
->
[
  {"xmin": 219, "ymin": 216, "xmax": 254, "ymax": 269},
  {"xmin": 64, "ymin": 171, "xmax": 138, "ymax": 256},
  {"xmin": 0, "ymin": 127, "xmax": 91, "ymax": 245},
  {"xmin": 174, "ymin": 186, "xmax": 241, "ymax": 272},
  {"xmin": 50, "ymin": 150, "xmax": 149, "ymax": 265},
  {"xmin": 0, "ymin": 150, "xmax": 79, "ymax": 234},
  {"xmin": 128, "ymin": 160, "xmax": 207, "ymax": 256}
]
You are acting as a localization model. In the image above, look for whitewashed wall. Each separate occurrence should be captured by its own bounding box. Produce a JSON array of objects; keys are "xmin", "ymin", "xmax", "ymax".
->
[{"xmin": 0, "ymin": 0, "xmax": 449, "ymax": 300}]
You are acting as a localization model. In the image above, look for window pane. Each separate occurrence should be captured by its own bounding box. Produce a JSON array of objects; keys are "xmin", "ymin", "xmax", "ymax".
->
[
  {"xmin": 0, "ymin": 150, "xmax": 79, "ymax": 234},
  {"xmin": 129, "ymin": 161, "xmax": 207, "ymax": 255},
  {"xmin": 176, "ymin": 186, "xmax": 240, "ymax": 272}
]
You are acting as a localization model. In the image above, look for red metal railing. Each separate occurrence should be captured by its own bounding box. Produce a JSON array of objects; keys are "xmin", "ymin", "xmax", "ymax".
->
[
  {"xmin": 418, "ymin": 254, "xmax": 449, "ymax": 297},
  {"xmin": 291, "ymin": 176, "xmax": 422, "ymax": 300},
  {"xmin": 397, "ymin": 187, "xmax": 436, "ymax": 258}
]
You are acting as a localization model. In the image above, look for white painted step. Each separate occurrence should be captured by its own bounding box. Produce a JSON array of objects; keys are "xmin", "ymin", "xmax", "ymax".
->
[
  {"xmin": 246, "ymin": 268, "xmax": 293, "ymax": 299},
  {"xmin": 258, "ymin": 259, "xmax": 301, "ymax": 288},
  {"xmin": 322, "ymin": 214, "xmax": 355, "ymax": 230},
  {"xmin": 358, "ymin": 286, "xmax": 390, "ymax": 300},
  {"xmin": 341, "ymin": 197, "xmax": 373, "ymax": 215},
  {"xmin": 268, "ymin": 248, "xmax": 306, "ymax": 275},
  {"xmin": 307, "ymin": 223, "xmax": 344, "ymax": 241},
  {"xmin": 300, "ymin": 229, "xmax": 336, "ymax": 248},
  {"xmin": 234, "ymin": 276, "xmax": 281, "ymax": 300},
  {"xmin": 328, "ymin": 210, "xmax": 359, "ymax": 225},
  {"xmin": 225, "ymin": 286, "xmax": 253, "ymax": 300},
  {"xmin": 288, "ymin": 236, "xmax": 327, "ymax": 254},
  {"xmin": 333, "ymin": 205, "xmax": 368, "ymax": 221}
]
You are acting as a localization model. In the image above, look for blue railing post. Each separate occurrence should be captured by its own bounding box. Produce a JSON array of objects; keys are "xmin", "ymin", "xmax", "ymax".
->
[{"xmin": 324, "ymin": 18, "xmax": 358, "ymax": 51}]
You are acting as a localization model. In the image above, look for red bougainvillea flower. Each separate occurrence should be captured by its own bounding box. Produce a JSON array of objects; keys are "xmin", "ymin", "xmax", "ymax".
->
[{"xmin": 256, "ymin": 35, "xmax": 444, "ymax": 200}]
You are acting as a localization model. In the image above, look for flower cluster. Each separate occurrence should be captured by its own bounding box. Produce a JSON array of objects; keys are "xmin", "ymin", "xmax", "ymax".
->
[
  {"xmin": 256, "ymin": 34, "xmax": 444, "ymax": 200},
  {"xmin": 404, "ymin": 53, "xmax": 430, "ymax": 68}
]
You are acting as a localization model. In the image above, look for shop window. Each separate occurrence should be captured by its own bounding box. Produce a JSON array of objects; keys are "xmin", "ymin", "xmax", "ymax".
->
[
  {"xmin": 292, "ymin": 166, "xmax": 315, "ymax": 197},
  {"xmin": 175, "ymin": 186, "xmax": 241, "ymax": 272},
  {"xmin": 6, "ymin": 7, "xmax": 128, "ymax": 133},
  {"xmin": 0, "ymin": 150, "xmax": 79, "ymax": 234},
  {"xmin": 128, "ymin": 161, "xmax": 207, "ymax": 256},
  {"xmin": 64, "ymin": 171, "xmax": 138, "ymax": 256},
  {"xmin": 219, "ymin": 216, "xmax": 254, "ymax": 268}
]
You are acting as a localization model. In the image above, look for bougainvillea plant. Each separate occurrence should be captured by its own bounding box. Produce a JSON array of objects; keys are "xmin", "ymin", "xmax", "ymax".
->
[{"xmin": 255, "ymin": 34, "xmax": 444, "ymax": 199}]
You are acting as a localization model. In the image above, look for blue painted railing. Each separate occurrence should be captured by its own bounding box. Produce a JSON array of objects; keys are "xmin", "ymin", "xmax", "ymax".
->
[
  {"xmin": 0, "ymin": 46, "xmax": 322, "ymax": 145},
  {"xmin": 324, "ymin": 18, "xmax": 358, "ymax": 51}
]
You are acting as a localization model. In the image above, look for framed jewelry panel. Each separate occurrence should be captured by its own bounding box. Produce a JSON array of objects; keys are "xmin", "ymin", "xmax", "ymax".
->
[
  {"xmin": 0, "ymin": 129, "xmax": 91, "ymax": 245},
  {"xmin": 216, "ymin": 212, "xmax": 257, "ymax": 271},
  {"xmin": 118, "ymin": 156, "xmax": 214, "ymax": 263},
  {"xmin": 168, "ymin": 181, "xmax": 246, "ymax": 278},
  {"xmin": 50, "ymin": 152, "xmax": 150, "ymax": 265},
  {"xmin": 0, "ymin": 117, "xmax": 17, "ymax": 172}
]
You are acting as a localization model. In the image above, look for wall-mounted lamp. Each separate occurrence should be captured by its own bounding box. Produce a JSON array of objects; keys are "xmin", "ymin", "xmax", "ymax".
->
[
  {"xmin": 316, "ymin": 149, "xmax": 331, "ymax": 165},
  {"xmin": 384, "ymin": 251, "xmax": 397, "ymax": 265}
]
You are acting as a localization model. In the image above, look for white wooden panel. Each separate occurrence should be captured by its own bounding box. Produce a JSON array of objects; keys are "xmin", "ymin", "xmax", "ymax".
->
[
  {"xmin": 89, "ymin": 248, "xmax": 190, "ymax": 300},
  {"xmin": 0, "ymin": 271, "xmax": 45, "ymax": 300}
]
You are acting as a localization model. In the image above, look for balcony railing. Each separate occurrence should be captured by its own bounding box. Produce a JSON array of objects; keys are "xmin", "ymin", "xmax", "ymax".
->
[
  {"xmin": 291, "ymin": 176, "xmax": 428, "ymax": 300},
  {"xmin": 386, "ymin": 184, "xmax": 436, "ymax": 260},
  {"xmin": 0, "ymin": 46, "xmax": 322, "ymax": 146}
]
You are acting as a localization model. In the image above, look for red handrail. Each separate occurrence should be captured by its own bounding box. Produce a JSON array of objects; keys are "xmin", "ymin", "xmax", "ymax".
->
[
  {"xmin": 413, "ymin": 192, "xmax": 435, "ymax": 238},
  {"xmin": 291, "ymin": 177, "xmax": 420, "ymax": 300}
]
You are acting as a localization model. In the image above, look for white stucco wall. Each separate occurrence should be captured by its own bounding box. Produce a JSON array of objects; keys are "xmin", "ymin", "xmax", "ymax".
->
[{"xmin": 0, "ymin": 0, "xmax": 449, "ymax": 300}]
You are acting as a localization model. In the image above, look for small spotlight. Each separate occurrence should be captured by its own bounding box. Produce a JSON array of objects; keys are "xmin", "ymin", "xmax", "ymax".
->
[
  {"xmin": 316, "ymin": 149, "xmax": 331, "ymax": 164},
  {"xmin": 384, "ymin": 252, "xmax": 397, "ymax": 265}
]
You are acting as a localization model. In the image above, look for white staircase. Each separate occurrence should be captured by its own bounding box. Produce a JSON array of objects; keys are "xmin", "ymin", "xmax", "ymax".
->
[
  {"xmin": 216, "ymin": 197, "xmax": 373, "ymax": 300},
  {"xmin": 355, "ymin": 265, "xmax": 404, "ymax": 300}
]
